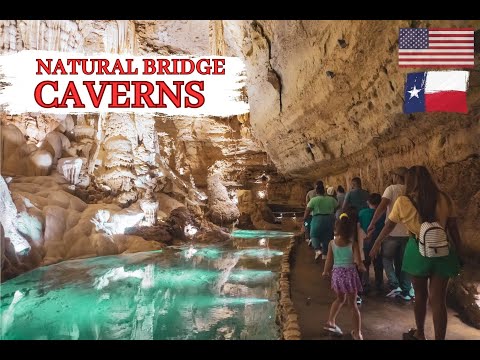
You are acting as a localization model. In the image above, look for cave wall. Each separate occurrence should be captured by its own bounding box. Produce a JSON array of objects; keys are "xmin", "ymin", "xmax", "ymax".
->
[
  {"xmin": 220, "ymin": 20, "xmax": 480, "ymax": 258},
  {"xmin": 1, "ymin": 20, "xmax": 273, "ymax": 197},
  {"xmin": 2, "ymin": 20, "xmax": 479, "ymax": 256}
]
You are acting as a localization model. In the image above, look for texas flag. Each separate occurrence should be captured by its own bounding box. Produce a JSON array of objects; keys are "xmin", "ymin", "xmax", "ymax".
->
[{"xmin": 404, "ymin": 71, "xmax": 469, "ymax": 114}]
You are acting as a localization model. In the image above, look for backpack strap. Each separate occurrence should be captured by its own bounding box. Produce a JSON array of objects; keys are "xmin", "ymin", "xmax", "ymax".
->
[{"xmin": 405, "ymin": 195, "xmax": 417, "ymax": 212}]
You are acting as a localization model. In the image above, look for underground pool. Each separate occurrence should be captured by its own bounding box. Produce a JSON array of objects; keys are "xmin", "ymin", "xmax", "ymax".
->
[{"xmin": 0, "ymin": 230, "xmax": 294, "ymax": 340}]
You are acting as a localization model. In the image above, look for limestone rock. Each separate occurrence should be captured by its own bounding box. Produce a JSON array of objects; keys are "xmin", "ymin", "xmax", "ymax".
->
[
  {"xmin": 1, "ymin": 124, "xmax": 27, "ymax": 175},
  {"xmin": 124, "ymin": 225, "xmax": 173, "ymax": 244},
  {"xmin": 57, "ymin": 157, "xmax": 83, "ymax": 185},
  {"xmin": 44, "ymin": 131, "xmax": 71, "ymax": 164},
  {"xmin": 195, "ymin": 221, "xmax": 232, "ymax": 243},
  {"xmin": 207, "ymin": 173, "xmax": 240, "ymax": 225},
  {"xmin": 447, "ymin": 265, "xmax": 480, "ymax": 329},
  {"xmin": 167, "ymin": 207, "xmax": 198, "ymax": 241}
]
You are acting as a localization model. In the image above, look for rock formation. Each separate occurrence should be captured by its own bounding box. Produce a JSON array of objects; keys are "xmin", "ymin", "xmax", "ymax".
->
[
  {"xmin": 57, "ymin": 157, "xmax": 82, "ymax": 185},
  {"xmin": 1, "ymin": 19, "xmax": 479, "ymax": 327},
  {"xmin": 206, "ymin": 173, "xmax": 240, "ymax": 225}
]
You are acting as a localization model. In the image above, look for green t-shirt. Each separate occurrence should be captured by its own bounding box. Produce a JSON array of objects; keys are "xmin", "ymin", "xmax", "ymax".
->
[
  {"xmin": 307, "ymin": 196, "xmax": 338, "ymax": 215},
  {"xmin": 358, "ymin": 208, "xmax": 386, "ymax": 247},
  {"xmin": 344, "ymin": 188, "xmax": 369, "ymax": 211}
]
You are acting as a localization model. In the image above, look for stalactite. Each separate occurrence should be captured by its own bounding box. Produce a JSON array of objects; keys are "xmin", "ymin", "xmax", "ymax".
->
[
  {"xmin": 139, "ymin": 199, "xmax": 159, "ymax": 226},
  {"xmin": 103, "ymin": 20, "xmax": 136, "ymax": 54},
  {"xmin": 11, "ymin": 20, "xmax": 82, "ymax": 52},
  {"xmin": 58, "ymin": 157, "xmax": 83, "ymax": 185},
  {"xmin": 209, "ymin": 20, "xmax": 225, "ymax": 56}
]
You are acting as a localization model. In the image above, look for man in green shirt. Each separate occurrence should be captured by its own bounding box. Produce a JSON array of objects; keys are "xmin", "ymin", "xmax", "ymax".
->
[{"xmin": 343, "ymin": 177, "xmax": 369, "ymax": 213}]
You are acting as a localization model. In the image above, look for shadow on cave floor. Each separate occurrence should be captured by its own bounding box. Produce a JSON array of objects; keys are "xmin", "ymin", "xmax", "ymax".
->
[{"xmin": 291, "ymin": 239, "xmax": 480, "ymax": 340}]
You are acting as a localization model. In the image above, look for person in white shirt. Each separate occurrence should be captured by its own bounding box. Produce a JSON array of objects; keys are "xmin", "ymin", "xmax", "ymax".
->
[{"xmin": 367, "ymin": 167, "xmax": 413, "ymax": 300}]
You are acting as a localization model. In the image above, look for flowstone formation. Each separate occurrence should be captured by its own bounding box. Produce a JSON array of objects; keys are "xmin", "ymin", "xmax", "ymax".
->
[{"xmin": 0, "ymin": 109, "xmax": 239, "ymax": 281}]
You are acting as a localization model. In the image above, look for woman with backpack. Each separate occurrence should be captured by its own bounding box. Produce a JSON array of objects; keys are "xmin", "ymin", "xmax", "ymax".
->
[{"xmin": 369, "ymin": 165, "xmax": 462, "ymax": 340}]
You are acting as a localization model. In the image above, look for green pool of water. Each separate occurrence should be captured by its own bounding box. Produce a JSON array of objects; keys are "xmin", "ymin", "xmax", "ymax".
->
[
  {"xmin": 0, "ymin": 230, "xmax": 292, "ymax": 340},
  {"xmin": 232, "ymin": 230, "xmax": 294, "ymax": 238}
]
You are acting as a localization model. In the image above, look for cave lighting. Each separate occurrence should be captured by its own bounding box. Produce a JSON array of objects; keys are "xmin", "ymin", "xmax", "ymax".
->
[
  {"xmin": 141, "ymin": 264, "xmax": 154, "ymax": 289},
  {"xmin": 235, "ymin": 249, "xmax": 283, "ymax": 258},
  {"xmin": 94, "ymin": 267, "xmax": 144, "ymax": 290},
  {"xmin": 179, "ymin": 168, "xmax": 185, "ymax": 175},
  {"xmin": 184, "ymin": 224, "xmax": 198, "ymax": 237},
  {"xmin": 229, "ymin": 190, "xmax": 238, "ymax": 204},
  {"xmin": 91, "ymin": 209, "xmax": 144, "ymax": 235},
  {"xmin": 185, "ymin": 245, "xmax": 198, "ymax": 259},
  {"xmin": 258, "ymin": 238, "xmax": 268, "ymax": 247},
  {"xmin": 3, "ymin": 214, "xmax": 31, "ymax": 255},
  {"xmin": 257, "ymin": 190, "xmax": 266, "ymax": 199},
  {"xmin": 1, "ymin": 290, "xmax": 24, "ymax": 337}
]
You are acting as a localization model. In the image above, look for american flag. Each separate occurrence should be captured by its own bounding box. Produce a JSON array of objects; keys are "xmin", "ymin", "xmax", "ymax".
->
[{"xmin": 399, "ymin": 28, "xmax": 475, "ymax": 68}]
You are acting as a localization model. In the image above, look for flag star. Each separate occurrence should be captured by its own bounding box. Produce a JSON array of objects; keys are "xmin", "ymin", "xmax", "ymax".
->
[{"xmin": 408, "ymin": 85, "xmax": 422, "ymax": 99}]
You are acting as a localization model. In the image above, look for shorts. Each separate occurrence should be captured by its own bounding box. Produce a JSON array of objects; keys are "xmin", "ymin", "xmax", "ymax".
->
[{"xmin": 402, "ymin": 237, "xmax": 460, "ymax": 278}]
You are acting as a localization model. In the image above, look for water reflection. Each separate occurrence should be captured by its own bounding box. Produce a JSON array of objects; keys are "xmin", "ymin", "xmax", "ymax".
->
[{"xmin": 0, "ymin": 230, "xmax": 291, "ymax": 340}]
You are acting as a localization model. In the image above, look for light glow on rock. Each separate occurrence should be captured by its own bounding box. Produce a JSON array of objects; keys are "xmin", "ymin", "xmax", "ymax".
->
[
  {"xmin": 0, "ymin": 177, "xmax": 31, "ymax": 254},
  {"xmin": 184, "ymin": 246, "xmax": 198, "ymax": 260},
  {"xmin": 184, "ymin": 224, "xmax": 198, "ymax": 237},
  {"xmin": 94, "ymin": 266, "xmax": 144, "ymax": 290}
]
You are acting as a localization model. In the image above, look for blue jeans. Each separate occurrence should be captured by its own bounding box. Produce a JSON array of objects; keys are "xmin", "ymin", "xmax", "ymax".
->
[
  {"xmin": 310, "ymin": 214, "xmax": 334, "ymax": 254},
  {"xmin": 382, "ymin": 236, "xmax": 411, "ymax": 293},
  {"xmin": 304, "ymin": 215, "xmax": 312, "ymax": 239},
  {"xmin": 363, "ymin": 246, "xmax": 384, "ymax": 289}
]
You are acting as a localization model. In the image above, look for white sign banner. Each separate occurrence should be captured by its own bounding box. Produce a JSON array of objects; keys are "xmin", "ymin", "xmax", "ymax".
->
[{"xmin": 0, "ymin": 50, "xmax": 249, "ymax": 117}]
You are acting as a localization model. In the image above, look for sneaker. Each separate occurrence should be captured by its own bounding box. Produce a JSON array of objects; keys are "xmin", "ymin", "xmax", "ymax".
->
[
  {"xmin": 323, "ymin": 323, "xmax": 343, "ymax": 336},
  {"xmin": 409, "ymin": 287, "xmax": 415, "ymax": 298},
  {"xmin": 356, "ymin": 296, "xmax": 362, "ymax": 305},
  {"xmin": 386, "ymin": 287, "xmax": 402, "ymax": 298},
  {"xmin": 397, "ymin": 292, "xmax": 412, "ymax": 301},
  {"xmin": 314, "ymin": 250, "xmax": 322, "ymax": 260}
]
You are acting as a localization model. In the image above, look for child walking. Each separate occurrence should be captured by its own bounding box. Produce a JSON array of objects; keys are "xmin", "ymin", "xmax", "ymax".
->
[
  {"xmin": 322, "ymin": 212, "xmax": 366, "ymax": 340},
  {"xmin": 358, "ymin": 193, "xmax": 385, "ymax": 294}
]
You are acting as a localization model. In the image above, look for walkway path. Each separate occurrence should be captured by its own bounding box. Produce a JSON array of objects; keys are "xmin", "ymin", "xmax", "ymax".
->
[{"xmin": 290, "ymin": 239, "xmax": 480, "ymax": 340}]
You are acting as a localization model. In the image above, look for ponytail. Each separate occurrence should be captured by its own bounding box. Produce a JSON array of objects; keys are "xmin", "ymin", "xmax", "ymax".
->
[
  {"xmin": 335, "ymin": 212, "xmax": 355, "ymax": 240},
  {"xmin": 315, "ymin": 181, "xmax": 325, "ymax": 195}
]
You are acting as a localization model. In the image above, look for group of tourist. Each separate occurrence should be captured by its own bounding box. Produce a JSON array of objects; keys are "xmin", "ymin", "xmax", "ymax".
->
[{"xmin": 302, "ymin": 166, "xmax": 463, "ymax": 340}]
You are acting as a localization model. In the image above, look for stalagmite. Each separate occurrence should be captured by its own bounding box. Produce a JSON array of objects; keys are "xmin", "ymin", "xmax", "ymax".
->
[
  {"xmin": 0, "ymin": 177, "xmax": 31, "ymax": 254},
  {"xmin": 139, "ymin": 198, "xmax": 159, "ymax": 226},
  {"xmin": 57, "ymin": 157, "xmax": 83, "ymax": 185}
]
